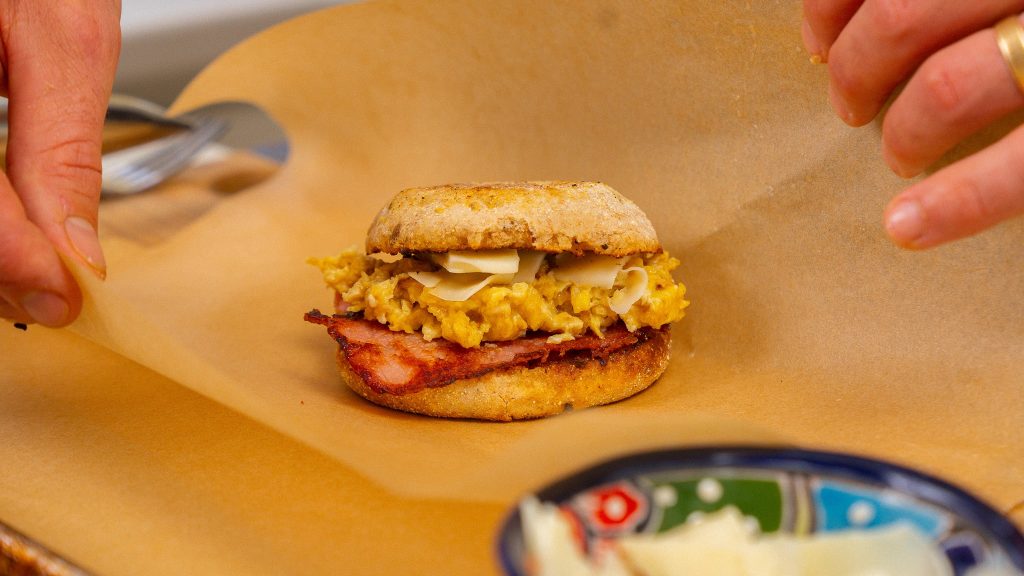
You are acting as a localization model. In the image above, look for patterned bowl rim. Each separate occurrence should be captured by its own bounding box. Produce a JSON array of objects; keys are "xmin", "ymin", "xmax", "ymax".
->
[{"xmin": 495, "ymin": 445, "xmax": 1024, "ymax": 575}]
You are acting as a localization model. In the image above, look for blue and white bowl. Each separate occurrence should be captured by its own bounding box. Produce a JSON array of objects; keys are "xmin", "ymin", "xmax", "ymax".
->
[{"xmin": 496, "ymin": 447, "xmax": 1024, "ymax": 575}]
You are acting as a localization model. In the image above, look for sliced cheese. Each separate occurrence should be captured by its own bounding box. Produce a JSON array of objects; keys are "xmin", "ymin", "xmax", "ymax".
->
[
  {"xmin": 609, "ymin": 267, "xmax": 648, "ymax": 314},
  {"xmin": 553, "ymin": 254, "xmax": 625, "ymax": 289},
  {"xmin": 408, "ymin": 270, "xmax": 514, "ymax": 302},
  {"xmin": 409, "ymin": 249, "xmax": 636, "ymax": 302},
  {"xmin": 427, "ymin": 273, "xmax": 500, "ymax": 302},
  {"xmin": 513, "ymin": 250, "xmax": 547, "ymax": 284},
  {"xmin": 407, "ymin": 270, "xmax": 442, "ymax": 288},
  {"xmin": 408, "ymin": 249, "xmax": 546, "ymax": 302},
  {"xmin": 433, "ymin": 249, "xmax": 519, "ymax": 274}
]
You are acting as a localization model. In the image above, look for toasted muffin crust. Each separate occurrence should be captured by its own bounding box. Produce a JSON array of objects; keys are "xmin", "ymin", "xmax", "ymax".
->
[{"xmin": 365, "ymin": 181, "xmax": 660, "ymax": 256}]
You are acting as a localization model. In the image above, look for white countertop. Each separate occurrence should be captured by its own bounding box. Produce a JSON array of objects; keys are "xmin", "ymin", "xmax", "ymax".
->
[{"xmin": 122, "ymin": 0, "xmax": 346, "ymax": 37}]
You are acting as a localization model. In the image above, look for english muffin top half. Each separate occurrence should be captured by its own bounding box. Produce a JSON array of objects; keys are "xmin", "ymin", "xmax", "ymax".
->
[{"xmin": 365, "ymin": 181, "xmax": 661, "ymax": 256}]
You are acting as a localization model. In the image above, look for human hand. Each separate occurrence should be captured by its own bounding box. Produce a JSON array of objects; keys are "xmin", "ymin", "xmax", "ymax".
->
[
  {"xmin": 0, "ymin": 1, "xmax": 120, "ymax": 327},
  {"xmin": 802, "ymin": 1, "xmax": 1024, "ymax": 249}
]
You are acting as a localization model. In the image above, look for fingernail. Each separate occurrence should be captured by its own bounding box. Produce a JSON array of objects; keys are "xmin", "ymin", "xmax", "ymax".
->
[
  {"xmin": 886, "ymin": 199, "xmax": 925, "ymax": 247},
  {"xmin": 828, "ymin": 82, "xmax": 856, "ymax": 125},
  {"xmin": 883, "ymin": 149, "xmax": 918, "ymax": 179},
  {"xmin": 65, "ymin": 217, "xmax": 106, "ymax": 279},
  {"xmin": 20, "ymin": 291, "xmax": 70, "ymax": 327},
  {"xmin": 801, "ymin": 20, "xmax": 825, "ymax": 63}
]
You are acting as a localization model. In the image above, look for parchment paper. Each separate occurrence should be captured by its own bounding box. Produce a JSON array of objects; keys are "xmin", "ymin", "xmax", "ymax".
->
[
  {"xmin": 0, "ymin": 325, "xmax": 505, "ymax": 576},
  {"xmin": 61, "ymin": 0, "xmax": 1024, "ymax": 510}
]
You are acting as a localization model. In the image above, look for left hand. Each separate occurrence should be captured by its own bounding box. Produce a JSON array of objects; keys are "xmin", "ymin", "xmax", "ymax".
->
[{"xmin": 0, "ymin": 0, "xmax": 121, "ymax": 327}]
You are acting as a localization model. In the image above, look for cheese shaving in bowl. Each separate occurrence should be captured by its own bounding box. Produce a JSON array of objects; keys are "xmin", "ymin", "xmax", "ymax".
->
[{"xmin": 519, "ymin": 500, "xmax": 961, "ymax": 576}]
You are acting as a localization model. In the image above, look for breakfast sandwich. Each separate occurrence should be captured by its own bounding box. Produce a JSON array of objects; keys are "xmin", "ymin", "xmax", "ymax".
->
[{"xmin": 305, "ymin": 181, "xmax": 689, "ymax": 420}]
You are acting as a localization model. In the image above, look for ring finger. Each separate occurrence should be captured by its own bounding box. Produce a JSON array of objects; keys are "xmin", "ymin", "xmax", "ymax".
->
[{"xmin": 882, "ymin": 17, "xmax": 1024, "ymax": 177}]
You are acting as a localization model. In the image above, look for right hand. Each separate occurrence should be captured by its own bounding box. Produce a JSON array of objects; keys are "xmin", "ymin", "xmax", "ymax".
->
[{"xmin": 802, "ymin": 0, "xmax": 1024, "ymax": 249}]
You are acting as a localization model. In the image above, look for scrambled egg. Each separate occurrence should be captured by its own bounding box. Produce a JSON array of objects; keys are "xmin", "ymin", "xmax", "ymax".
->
[{"xmin": 311, "ymin": 249, "xmax": 689, "ymax": 348}]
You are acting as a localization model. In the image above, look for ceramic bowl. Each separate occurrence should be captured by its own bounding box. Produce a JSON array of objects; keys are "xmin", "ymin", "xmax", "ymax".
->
[{"xmin": 496, "ymin": 446, "xmax": 1024, "ymax": 575}]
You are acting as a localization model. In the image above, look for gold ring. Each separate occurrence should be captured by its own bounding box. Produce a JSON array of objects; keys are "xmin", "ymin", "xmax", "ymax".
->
[{"xmin": 996, "ymin": 15, "xmax": 1024, "ymax": 94}]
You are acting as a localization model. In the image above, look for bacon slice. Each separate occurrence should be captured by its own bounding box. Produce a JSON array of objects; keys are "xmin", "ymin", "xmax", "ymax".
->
[{"xmin": 305, "ymin": 310, "xmax": 659, "ymax": 395}]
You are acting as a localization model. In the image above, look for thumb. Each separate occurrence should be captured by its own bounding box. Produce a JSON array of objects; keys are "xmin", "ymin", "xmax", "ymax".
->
[
  {"xmin": 3, "ymin": 1, "xmax": 120, "ymax": 279},
  {"xmin": 0, "ymin": 170, "xmax": 81, "ymax": 326}
]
